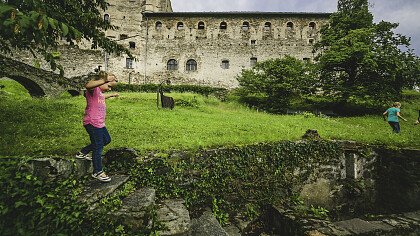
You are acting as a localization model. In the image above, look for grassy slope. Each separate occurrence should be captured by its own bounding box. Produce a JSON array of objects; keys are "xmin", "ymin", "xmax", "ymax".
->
[{"xmin": 0, "ymin": 78, "xmax": 419, "ymax": 157}]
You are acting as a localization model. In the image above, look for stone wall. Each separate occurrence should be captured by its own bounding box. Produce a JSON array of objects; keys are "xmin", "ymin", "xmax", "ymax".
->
[
  {"xmin": 112, "ymin": 12, "xmax": 329, "ymax": 88},
  {"xmin": 375, "ymin": 148, "xmax": 420, "ymax": 212}
]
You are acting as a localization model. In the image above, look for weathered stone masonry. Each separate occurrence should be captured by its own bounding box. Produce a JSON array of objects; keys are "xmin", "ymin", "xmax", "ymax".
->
[
  {"xmin": 102, "ymin": 0, "xmax": 330, "ymax": 88},
  {"xmin": 5, "ymin": 0, "xmax": 330, "ymax": 91}
]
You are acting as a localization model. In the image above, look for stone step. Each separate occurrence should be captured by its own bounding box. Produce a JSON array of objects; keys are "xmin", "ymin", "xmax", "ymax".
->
[
  {"xmin": 190, "ymin": 210, "xmax": 229, "ymax": 236},
  {"xmin": 113, "ymin": 188, "xmax": 156, "ymax": 230},
  {"xmin": 25, "ymin": 157, "xmax": 92, "ymax": 180},
  {"xmin": 78, "ymin": 174, "xmax": 130, "ymax": 204},
  {"xmin": 157, "ymin": 199, "xmax": 191, "ymax": 236}
]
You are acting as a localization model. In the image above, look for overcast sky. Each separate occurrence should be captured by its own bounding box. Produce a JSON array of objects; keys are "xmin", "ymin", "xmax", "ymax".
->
[{"xmin": 171, "ymin": 0, "xmax": 420, "ymax": 56}]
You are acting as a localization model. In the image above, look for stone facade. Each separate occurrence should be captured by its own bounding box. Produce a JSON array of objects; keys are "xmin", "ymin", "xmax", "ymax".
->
[
  {"xmin": 101, "ymin": 0, "xmax": 330, "ymax": 88},
  {"xmin": 7, "ymin": 0, "xmax": 330, "ymax": 89}
]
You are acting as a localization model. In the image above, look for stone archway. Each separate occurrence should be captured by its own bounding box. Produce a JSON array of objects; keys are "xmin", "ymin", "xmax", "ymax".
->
[
  {"xmin": 0, "ymin": 55, "xmax": 86, "ymax": 97},
  {"xmin": 9, "ymin": 75, "xmax": 46, "ymax": 97}
]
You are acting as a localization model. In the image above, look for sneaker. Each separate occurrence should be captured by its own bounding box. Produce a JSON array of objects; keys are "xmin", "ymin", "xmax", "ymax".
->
[
  {"xmin": 92, "ymin": 171, "xmax": 111, "ymax": 182},
  {"xmin": 75, "ymin": 152, "xmax": 92, "ymax": 161}
]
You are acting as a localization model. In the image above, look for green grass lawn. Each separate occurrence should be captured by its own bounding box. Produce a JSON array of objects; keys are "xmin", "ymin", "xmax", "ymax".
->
[{"xmin": 0, "ymin": 78, "xmax": 419, "ymax": 157}]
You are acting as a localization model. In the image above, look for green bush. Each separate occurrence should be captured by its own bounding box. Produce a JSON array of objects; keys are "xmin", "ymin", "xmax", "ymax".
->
[
  {"xmin": 113, "ymin": 83, "xmax": 229, "ymax": 99},
  {"xmin": 236, "ymin": 56, "xmax": 317, "ymax": 113}
]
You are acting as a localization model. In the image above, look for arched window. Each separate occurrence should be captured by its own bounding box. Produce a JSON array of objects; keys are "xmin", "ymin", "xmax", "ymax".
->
[
  {"xmin": 129, "ymin": 41, "xmax": 136, "ymax": 49},
  {"xmin": 242, "ymin": 21, "xmax": 250, "ymax": 31},
  {"xmin": 264, "ymin": 22, "xmax": 271, "ymax": 31},
  {"xmin": 309, "ymin": 22, "xmax": 316, "ymax": 30},
  {"xmin": 221, "ymin": 60, "xmax": 229, "ymax": 69},
  {"xmin": 220, "ymin": 22, "xmax": 227, "ymax": 30},
  {"xmin": 186, "ymin": 59, "xmax": 197, "ymax": 71},
  {"xmin": 177, "ymin": 22, "xmax": 184, "ymax": 30},
  {"xmin": 167, "ymin": 59, "xmax": 178, "ymax": 70},
  {"xmin": 198, "ymin": 21, "xmax": 205, "ymax": 30},
  {"xmin": 286, "ymin": 22, "xmax": 294, "ymax": 30},
  {"xmin": 155, "ymin": 21, "xmax": 162, "ymax": 30},
  {"xmin": 104, "ymin": 14, "xmax": 110, "ymax": 23}
]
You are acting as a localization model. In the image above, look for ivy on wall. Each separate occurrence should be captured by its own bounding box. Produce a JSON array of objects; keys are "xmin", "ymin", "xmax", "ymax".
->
[{"xmin": 126, "ymin": 140, "xmax": 343, "ymax": 224}]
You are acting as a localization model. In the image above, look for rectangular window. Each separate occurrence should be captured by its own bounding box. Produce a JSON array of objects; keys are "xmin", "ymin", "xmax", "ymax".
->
[
  {"xmin": 250, "ymin": 57, "xmax": 257, "ymax": 67},
  {"xmin": 251, "ymin": 40, "xmax": 256, "ymax": 46},
  {"xmin": 126, "ymin": 58, "xmax": 133, "ymax": 69},
  {"xmin": 222, "ymin": 60, "xmax": 229, "ymax": 69}
]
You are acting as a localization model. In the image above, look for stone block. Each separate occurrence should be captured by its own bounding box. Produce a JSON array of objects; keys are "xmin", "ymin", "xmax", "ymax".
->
[
  {"xmin": 334, "ymin": 218, "xmax": 393, "ymax": 235},
  {"xmin": 190, "ymin": 210, "xmax": 228, "ymax": 236},
  {"xmin": 78, "ymin": 175, "xmax": 130, "ymax": 204},
  {"xmin": 157, "ymin": 199, "xmax": 190, "ymax": 236},
  {"xmin": 115, "ymin": 188, "xmax": 156, "ymax": 230},
  {"xmin": 25, "ymin": 157, "xmax": 92, "ymax": 180}
]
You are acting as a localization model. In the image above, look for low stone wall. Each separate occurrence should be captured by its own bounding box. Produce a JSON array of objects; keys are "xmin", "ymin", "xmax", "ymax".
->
[{"xmin": 375, "ymin": 148, "xmax": 420, "ymax": 212}]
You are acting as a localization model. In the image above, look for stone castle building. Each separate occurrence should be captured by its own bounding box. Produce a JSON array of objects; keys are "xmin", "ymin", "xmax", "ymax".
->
[
  {"xmin": 11, "ymin": 0, "xmax": 330, "ymax": 89},
  {"xmin": 101, "ymin": 0, "xmax": 330, "ymax": 88}
]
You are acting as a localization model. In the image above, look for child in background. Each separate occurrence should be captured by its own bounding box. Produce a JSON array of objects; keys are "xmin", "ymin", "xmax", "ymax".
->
[
  {"xmin": 383, "ymin": 102, "xmax": 407, "ymax": 133},
  {"xmin": 76, "ymin": 71, "xmax": 119, "ymax": 182}
]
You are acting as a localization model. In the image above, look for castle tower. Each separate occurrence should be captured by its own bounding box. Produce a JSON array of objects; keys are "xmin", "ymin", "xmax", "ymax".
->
[{"xmin": 144, "ymin": 0, "xmax": 173, "ymax": 13}]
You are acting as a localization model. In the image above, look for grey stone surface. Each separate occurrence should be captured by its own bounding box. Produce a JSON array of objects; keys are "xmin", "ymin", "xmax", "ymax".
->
[
  {"xmin": 115, "ymin": 188, "xmax": 156, "ymax": 230},
  {"xmin": 157, "ymin": 199, "xmax": 190, "ymax": 236},
  {"xmin": 334, "ymin": 218, "xmax": 389, "ymax": 234},
  {"xmin": 79, "ymin": 175, "xmax": 130, "ymax": 204},
  {"xmin": 25, "ymin": 157, "xmax": 91, "ymax": 180},
  {"xmin": 222, "ymin": 225, "xmax": 241, "ymax": 236},
  {"xmin": 190, "ymin": 211, "xmax": 228, "ymax": 236},
  {"xmin": 0, "ymin": 54, "xmax": 84, "ymax": 97},
  {"xmin": 404, "ymin": 210, "xmax": 420, "ymax": 222}
]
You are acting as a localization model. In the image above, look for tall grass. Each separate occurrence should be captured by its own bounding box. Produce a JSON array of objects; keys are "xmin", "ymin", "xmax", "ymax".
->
[{"xmin": 0, "ymin": 78, "xmax": 419, "ymax": 157}]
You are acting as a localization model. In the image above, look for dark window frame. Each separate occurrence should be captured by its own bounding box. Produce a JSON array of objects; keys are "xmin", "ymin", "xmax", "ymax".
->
[
  {"xmin": 167, "ymin": 59, "xmax": 178, "ymax": 70},
  {"xmin": 186, "ymin": 59, "xmax": 197, "ymax": 71}
]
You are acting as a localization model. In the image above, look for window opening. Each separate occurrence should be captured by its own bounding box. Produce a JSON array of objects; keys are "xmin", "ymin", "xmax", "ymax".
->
[
  {"xmin": 129, "ymin": 41, "xmax": 136, "ymax": 49},
  {"xmin": 309, "ymin": 22, "xmax": 316, "ymax": 30},
  {"xmin": 220, "ymin": 22, "xmax": 227, "ymax": 30},
  {"xmin": 198, "ymin": 21, "xmax": 205, "ymax": 30},
  {"xmin": 167, "ymin": 59, "xmax": 178, "ymax": 70},
  {"xmin": 126, "ymin": 58, "xmax": 133, "ymax": 69},
  {"xmin": 250, "ymin": 57, "xmax": 257, "ymax": 67},
  {"xmin": 242, "ymin": 21, "xmax": 250, "ymax": 31},
  {"xmin": 186, "ymin": 59, "xmax": 197, "ymax": 71},
  {"xmin": 156, "ymin": 21, "xmax": 162, "ymax": 30},
  {"xmin": 221, "ymin": 60, "xmax": 229, "ymax": 69},
  {"xmin": 264, "ymin": 22, "xmax": 271, "ymax": 31},
  {"xmin": 177, "ymin": 22, "xmax": 184, "ymax": 30},
  {"xmin": 286, "ymin": 22, "xmax": 294, "ymax": 30},
  {"xmin": 104, "ymin": 14, "xmax": 110, "ymax": 23}
]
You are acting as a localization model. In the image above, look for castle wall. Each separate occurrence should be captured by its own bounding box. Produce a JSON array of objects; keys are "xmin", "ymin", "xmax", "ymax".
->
[{"xmin": 105, "ymin": 13, "xmax": 329, "ymax": 88}]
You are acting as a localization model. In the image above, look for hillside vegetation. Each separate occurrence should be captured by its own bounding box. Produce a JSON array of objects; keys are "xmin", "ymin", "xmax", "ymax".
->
[{"xmin": 0, "ymin": 78, "xmax": 419, "ymax": 157}]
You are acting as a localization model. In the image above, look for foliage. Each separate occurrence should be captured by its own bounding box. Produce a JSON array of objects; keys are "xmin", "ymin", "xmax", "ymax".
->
[
  {"xmin": 113, "ymin": 83, "xmax": 229, "ymax": 99},
  {"xmin": 236, "ymin": 56, "xmax": 316, "ymax": 113},
  {"xmin": 128, "ymin": 140, "xmax": 343, "ymax": 224},
  {"xmin": 0, "ymin": 158, "xmax": 164, "ymax": 235},
  {"xmin": 0, "ymin": 0, "xmax": 131, "ymax": 74},
  {"xmin": 315, "ymin": 0, "xmax": 420, "ymax": 106},
  {"xmin": 0, "ymin": 159, "xmax": 86, "ymax": 235}
]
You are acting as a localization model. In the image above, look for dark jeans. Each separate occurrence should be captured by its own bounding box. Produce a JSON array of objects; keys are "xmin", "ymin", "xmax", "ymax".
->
[
  {"xmin": 388, "ymin": 121, "xmax": 400, "ymax": 133},
  {"xmin": 81, "ymin": 124, "xmax": 111, "ymax": 174}
]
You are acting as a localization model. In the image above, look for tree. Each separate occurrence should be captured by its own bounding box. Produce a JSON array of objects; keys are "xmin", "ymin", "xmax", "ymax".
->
[
  {"xmin": 0, "ymin": 0, "xmax": 131, "ymax": 74},
  {"xmin": 315, "ymin": 0, "xmax": 419, "ymax": 106},
  {"xmin": 236, "ymin": 56, "xmax": 316, "ymax": 113}
]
